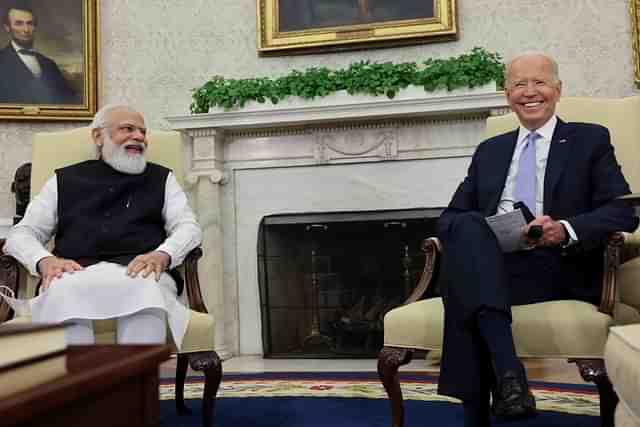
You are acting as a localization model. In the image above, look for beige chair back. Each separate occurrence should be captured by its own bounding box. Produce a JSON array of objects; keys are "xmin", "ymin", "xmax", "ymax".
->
[
  {"xmin": 485, "ymin": 96, "xmax": 640, "ymax": 193},
  {"xmin": 31, "ymin": 127, "xmax": 185, "ymax": 197}
]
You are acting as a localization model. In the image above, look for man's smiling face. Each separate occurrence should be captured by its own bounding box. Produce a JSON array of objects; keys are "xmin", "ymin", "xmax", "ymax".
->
[
  {"xmin": 94, "ymin": 108, "xmax": 149, "ymax": 174},
  {"xmin": 505, "ymin": 54, "xmax": 562, "ymax": 131}
]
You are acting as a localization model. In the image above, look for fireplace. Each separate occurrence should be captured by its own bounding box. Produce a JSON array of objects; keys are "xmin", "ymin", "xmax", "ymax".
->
[
  {"xmin": 166, "ymin": 86, "xmax": 508, "ymax": 358},
  {"xmin": 257, "ymin": 208, "xmax": 441, "ymax": 357}
]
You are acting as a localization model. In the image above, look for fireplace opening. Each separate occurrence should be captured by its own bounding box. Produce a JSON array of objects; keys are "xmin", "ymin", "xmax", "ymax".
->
[{"xmin": 258, "ymin": 208, "xmax": 443, "ymax": 358}]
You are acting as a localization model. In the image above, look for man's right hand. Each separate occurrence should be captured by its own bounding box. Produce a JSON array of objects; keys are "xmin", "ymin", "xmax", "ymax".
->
[{"xmin": 37, "ymin": 256, "xmax": 84, "ymax": 290}]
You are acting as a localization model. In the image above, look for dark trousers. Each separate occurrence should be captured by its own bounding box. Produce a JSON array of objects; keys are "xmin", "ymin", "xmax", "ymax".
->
[{"xmin": 436, "ymin": 212, "xmax": 567, "ymax": 400}]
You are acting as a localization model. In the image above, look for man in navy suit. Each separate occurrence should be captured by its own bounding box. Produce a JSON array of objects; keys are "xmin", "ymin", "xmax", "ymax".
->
[
  {"xmin": 437, "ymin": 52, "xmax": 638, "ymax": 426},
  {"xmin": 0, "ymin": 4, "xmax": 78, "ymax": 104}
]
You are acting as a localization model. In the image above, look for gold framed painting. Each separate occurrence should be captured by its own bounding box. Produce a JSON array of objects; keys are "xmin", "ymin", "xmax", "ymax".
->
[
  {"xmin": 257, "ymin": 0, "xmax": 458, "ymax": 56},
  {"xmin": 0, "ymin": 0, "xmax": 99, "ymax": 120},
  {"xmin": 632, "ymin": 0, "xmax": 640, "ymax": 85}
]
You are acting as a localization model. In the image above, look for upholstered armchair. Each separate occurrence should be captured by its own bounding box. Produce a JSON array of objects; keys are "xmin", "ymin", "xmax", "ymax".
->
[
  {"xmin": 378, "ymin": 96, "xmax": 640, "ymax": 427},
  {"xmin": 0, "ymin": 127, "xmax": 222, "ymax": 427}
]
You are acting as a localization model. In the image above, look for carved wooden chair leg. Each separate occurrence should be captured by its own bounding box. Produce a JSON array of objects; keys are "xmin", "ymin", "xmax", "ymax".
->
[
  {"xmin": 175, "ymin": 353, "xmax": 191, "ymax": 415},
  {"xmin": 573, "ymin": 359, "xmax": 618, "ymax": 427},
  {"xmin": 189, "ymin": 351, "xmax": 223, "ymax": 427},
  {"xmin": 377, "ymin": 346, "xmax": 414, "ymax": 427}
]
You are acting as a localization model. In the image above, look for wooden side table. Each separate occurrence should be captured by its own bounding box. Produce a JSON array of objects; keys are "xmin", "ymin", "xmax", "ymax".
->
[{"xmin": 0, "ymin": 345, "xmax": 171, "ymax": 427}]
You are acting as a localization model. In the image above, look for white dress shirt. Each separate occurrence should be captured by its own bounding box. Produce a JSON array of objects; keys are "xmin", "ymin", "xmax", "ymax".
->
[
  {"xmin": 4, "ymin": 171, "xmax": 202, "ymax": 275},
  {"xmin": 497, "ymin": 115, "xmax": 578, "ymax": 244},
  {"xmin": 2, "ymin": 170, "xmax": 201, "ymax": 349}
]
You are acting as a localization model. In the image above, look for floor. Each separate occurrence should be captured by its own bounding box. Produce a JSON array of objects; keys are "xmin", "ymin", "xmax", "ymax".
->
[{"xmin": 160, "ymin": 354, "xmax": 586, "ymax": 384}]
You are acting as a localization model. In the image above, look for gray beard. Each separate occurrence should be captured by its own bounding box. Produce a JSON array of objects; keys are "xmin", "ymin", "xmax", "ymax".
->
[{"xmin": 101, "ymin": 135, "xmax": 147, "ymax": 175}]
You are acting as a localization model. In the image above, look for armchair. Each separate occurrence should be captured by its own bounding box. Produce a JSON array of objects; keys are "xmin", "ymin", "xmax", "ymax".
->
[
  {"xmin": 0, "ymin": 127, "xmax": 222, "ymax": 427},
  {"xmin": 377, "ymin": 96, "xmax": 640, "ymax": 427}
]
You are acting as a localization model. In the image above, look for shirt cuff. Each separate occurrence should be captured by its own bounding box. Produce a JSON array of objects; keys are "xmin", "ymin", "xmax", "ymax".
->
[
  {"xmin": 31, "ymin": 250, "xmax": 55, "ymax": 277},
  {"xmin": 558, "ymin": 220, "xmax": 578, "ymax": 247},
  {"xmin": 155, "ymin": 244, "xmax": 177, "ymax": 269}
]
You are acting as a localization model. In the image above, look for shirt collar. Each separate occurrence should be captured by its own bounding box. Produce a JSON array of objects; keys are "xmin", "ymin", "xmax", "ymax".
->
[
  {"xmin": 516, "ymin": 115, "xmax": 558, "ymax": 145},
  {"xmin": 11, "ymin": 40, "xmax": 35, "ymax": 55}
]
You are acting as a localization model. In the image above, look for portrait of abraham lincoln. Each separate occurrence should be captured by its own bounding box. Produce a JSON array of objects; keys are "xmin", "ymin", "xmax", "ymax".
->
[{"xmin": 0, "ymin": 0, "xmax": 99, "ymax": 120}]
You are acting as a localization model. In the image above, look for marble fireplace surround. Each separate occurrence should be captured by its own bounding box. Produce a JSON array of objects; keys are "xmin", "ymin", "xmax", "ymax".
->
[{"xmin": 166, "ymin": 86, "xmax": 510, "ymax": 358}]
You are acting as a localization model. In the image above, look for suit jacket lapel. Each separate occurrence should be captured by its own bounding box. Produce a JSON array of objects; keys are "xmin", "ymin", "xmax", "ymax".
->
[
  {"xmin": 543, "ymin": 119, "xmax": 573, "ymax": 214},
  {"xmin": 486, "ymin": 130, "xmax": 519, "ymax": 214},
  {"xmin": 7, "ymin": 45, "xmax": 38, "ymax": 81}
]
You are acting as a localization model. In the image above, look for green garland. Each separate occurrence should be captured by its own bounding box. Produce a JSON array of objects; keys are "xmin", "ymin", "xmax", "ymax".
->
[{"xmin": 190, "ymin": 47, "xmax": 504, "ymax": 113}]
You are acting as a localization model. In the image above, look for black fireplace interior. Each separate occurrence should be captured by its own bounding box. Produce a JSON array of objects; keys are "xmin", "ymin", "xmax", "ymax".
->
[{"xmin": 258, "ymin": 208, "xmax": 442, "ymax": 358}]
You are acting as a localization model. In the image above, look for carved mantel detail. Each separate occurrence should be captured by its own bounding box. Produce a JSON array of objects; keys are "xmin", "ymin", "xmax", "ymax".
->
[
  {"xmin": 185, "ymin": 170, "xmax": 228, "ymax": 187},
  {"xmin": 314, "ymin": 127, "xmax": 398, "ymax": 163}
]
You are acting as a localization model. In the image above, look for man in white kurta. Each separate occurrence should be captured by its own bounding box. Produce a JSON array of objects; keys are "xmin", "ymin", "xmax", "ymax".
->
[{"xmin": 3, "ymin": 104, "xmax": 201, "ymax": 348}]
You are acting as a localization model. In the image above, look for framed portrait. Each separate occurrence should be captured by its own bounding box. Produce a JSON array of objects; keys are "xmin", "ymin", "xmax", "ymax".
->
[
  {"xmin": 0, "ymin": 0, "xmax": 99, "ymax": 120},
  {"xmin": 257, "ymin": 0, "xmax": 458, "ymax": 56},
  {"xmin": 632, "ymin": 0, "xmax": 640, "ymax": 85}
]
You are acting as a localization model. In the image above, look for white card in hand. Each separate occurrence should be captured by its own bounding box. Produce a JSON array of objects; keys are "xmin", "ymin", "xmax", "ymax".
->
[{"xmin": 485, "ymin": 209, "xmax": 528, "ymax": 253}]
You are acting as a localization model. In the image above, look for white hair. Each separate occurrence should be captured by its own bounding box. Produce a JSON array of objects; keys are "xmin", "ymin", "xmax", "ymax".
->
[
  {"xmin": 91, "ymin": 104, "xmax": 139, "ymax": 158},
  {"xmin": 505, "ymin": 51, "xmax": 560, "ymax": 84}
]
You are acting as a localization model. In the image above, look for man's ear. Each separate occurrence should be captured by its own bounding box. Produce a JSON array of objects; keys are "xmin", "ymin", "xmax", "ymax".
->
[{"xmin": 91, "ymin": 128, "xmax": 104, "ymax": 147}]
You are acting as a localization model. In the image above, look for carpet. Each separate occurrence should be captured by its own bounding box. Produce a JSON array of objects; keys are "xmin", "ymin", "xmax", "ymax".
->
[{"xmin": 158, "ymin": 372, "xmax": 600, "ymax": 426}]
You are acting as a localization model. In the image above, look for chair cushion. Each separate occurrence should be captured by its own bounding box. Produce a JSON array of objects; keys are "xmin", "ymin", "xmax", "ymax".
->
[
  {"xmin": 616, "ymin": 402, "xmax": 640, "ymax": 427},
  {"xmin": 31, "ymin": 127, "xmax": 185, "ymax": 196},
  {"xmin": 383, "ymin": 298, "xmax": 612, "ymax": 358},
  {"xmin": 2, "ymin": 309, "xmax": 215, "ymax": 354},
  {"xmin": 180, "ymin": 310, "xmax": 216, "ymax": 353},
  {"xmin": 617, "ymin": 257, "xmax": 640, "ymax": 314},
  {"xmin": 606, "ymin": 324, "xmax": 640, "ymax": 426}
]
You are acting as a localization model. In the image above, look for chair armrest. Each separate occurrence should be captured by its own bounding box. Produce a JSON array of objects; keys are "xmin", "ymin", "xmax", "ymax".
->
[
  {"xmin": 0, "ymin": 239, "xmax": 23, "ymax": 323},
  {"xmin": 399, "ymin": 231, "xmax": 630, "ymax": 316},
  {"xmin": 620, "ymin": 230, "xmax": 640, "ymax": 263},
  {"xmin": 403, "ymin": 237, "xmax": 442, "ymax": 305},
  {"xmin": 182, "ymin": 247, "xmax": 208, "ymax": 314},
  {"xmin": 600, "ymin": 232, "xmax": 626, "ymax": 315},
  {"xmin": 2, "ymin": 240, "xmax": 210, "ymax": 318}
]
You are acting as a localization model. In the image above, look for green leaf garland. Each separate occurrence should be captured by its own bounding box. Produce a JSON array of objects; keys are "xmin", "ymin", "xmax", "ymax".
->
[{"xmin": 191, "ymin": 47, "xmax": 504, "ymax": 113}]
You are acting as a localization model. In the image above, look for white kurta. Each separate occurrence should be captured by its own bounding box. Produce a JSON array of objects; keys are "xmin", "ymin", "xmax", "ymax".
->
[{"xmin": 2, "ymin": 171, "xmax": 202, "ymax": 349}]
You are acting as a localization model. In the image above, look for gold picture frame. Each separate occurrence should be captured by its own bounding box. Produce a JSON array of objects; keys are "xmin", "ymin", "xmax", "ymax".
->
[
  {"xmin": 0, "ymin": 0, "xmax": 99, "ymax": 120},
  {"xmin": 632, "ymin": 0, "xmax": 640, "ymax": 85},
  {"xmin": 257, "ymin": 0, "xmax": 458, "ymax": 56}
]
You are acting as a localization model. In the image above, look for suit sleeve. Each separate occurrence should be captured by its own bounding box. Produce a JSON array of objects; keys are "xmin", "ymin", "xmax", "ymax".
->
[
  {"xmin": 437, "ymin": 144, "xmax": 482, "ymax": 236},
  {"xmin": 565, "ymin": 128, "xmax": 637, "ymax": 250}
]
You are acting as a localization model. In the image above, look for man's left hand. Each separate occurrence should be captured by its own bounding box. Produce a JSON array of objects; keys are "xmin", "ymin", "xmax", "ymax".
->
[
  {"xmin": 127, "ymin": 251, "xmax": 171, "ymax": 281},
  {"xmin": 526, "ymin": 215, "xmax": 566, "ymax": 247}
]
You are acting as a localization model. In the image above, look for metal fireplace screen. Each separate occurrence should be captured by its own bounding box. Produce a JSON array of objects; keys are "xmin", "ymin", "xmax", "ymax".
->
[{"xmin": 257, "ymin": 208, "xmax": 441, "ymax": 358}]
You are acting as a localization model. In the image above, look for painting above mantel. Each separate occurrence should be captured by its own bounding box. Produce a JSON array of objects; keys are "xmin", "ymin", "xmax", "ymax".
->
[{"xmin": 257, "ymin": 0, "xmax": 458, "ymax": 56}]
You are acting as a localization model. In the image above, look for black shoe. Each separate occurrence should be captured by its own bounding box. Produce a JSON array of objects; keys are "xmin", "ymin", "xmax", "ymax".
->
[{"xmin": 491, "ymin": 367, "xmax": 537, "ymax": 422}]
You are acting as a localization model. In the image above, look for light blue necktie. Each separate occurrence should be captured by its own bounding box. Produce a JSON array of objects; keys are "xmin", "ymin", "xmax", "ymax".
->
[{"xmin": 514, "ymin": 132, "xmax": 540, "ymax": 213}]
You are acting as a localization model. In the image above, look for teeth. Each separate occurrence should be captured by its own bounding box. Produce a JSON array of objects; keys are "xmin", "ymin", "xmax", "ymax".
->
[{"xmin": 524, "ymin": 102, "xmax": 542, "ymax": 107}]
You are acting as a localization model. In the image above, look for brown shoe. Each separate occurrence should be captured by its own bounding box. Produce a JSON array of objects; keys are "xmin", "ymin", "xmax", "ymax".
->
[{"xmin": 491, "ymin": 367, "xmax": 537, "ymax": 422}]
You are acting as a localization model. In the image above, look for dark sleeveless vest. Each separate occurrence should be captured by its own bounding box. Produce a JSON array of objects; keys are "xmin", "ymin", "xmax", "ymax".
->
[{"xmin": 53, "ymin": 160, "xmax": 183, "ymax": 293}]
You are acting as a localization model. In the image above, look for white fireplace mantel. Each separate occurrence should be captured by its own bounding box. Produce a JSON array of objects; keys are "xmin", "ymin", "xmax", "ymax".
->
[
  {"xmin": 166, "ymin": 86, "xmax": 509, "ymax": 357},
  {"xmin": 168, "ymin": 84, "xmax": 508, "ymax": 131}
]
